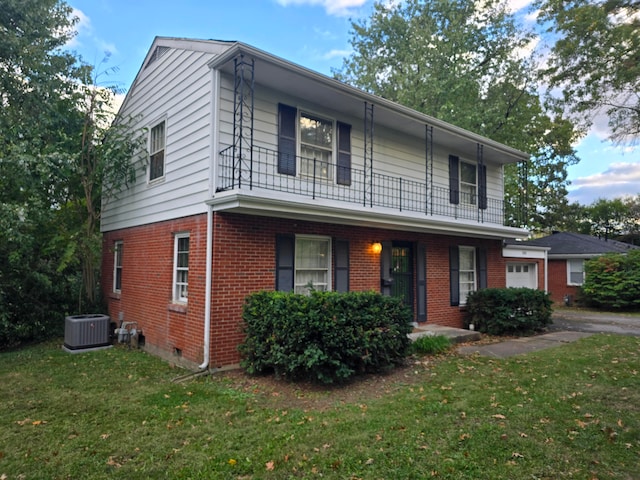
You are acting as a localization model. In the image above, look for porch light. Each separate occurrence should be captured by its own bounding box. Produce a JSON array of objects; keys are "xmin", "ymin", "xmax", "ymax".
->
[{"xmin": 371, "ymin": 242, "xmax": 383, "ymax": 254}]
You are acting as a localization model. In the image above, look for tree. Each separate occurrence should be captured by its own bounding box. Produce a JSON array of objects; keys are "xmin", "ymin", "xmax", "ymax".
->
[
  {"xmin": 536, "ymin": 0, "xmax": 640, "ymax": 145},
  {"xmin": 0, "ymin": 0, "xmax": 143, "ymax": 346},
  {"xmin": 335, "ymin": 0, "xmax": 580, "ymax": 231}
]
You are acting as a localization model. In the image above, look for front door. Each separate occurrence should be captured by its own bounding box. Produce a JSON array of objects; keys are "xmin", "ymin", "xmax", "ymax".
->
[{"xmin": 391, "ymin": 243, "xmax": 413, "ymax": 313}]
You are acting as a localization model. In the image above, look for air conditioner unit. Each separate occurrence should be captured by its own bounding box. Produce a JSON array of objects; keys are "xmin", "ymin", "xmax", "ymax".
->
[{"xmin": 63, "ymin": 314, "xmax": 111, "ymax": 352}]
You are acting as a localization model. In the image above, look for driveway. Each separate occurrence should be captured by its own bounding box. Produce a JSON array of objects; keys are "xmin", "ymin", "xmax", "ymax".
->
[{"xmin": 550, "ymin": 309, "xmax": 640, "ymax": 337}]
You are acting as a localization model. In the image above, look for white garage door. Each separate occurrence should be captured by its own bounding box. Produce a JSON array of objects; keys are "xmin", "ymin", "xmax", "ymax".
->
[{"xmin": 506, "ymin": 263, "xmax": 537, "ymax": 289}]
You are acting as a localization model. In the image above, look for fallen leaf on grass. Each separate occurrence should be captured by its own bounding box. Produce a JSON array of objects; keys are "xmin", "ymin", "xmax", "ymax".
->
[
  {"xmin": 265, "ymin": 460, "xmax": 275, "ymax": 471},
  {"xmin": 512, "ymin": 452, "xmax": 524, "ymax": 459},
  {"xmin": 492, "ymin": 414, "xmax": 506, "ymax": 420}
]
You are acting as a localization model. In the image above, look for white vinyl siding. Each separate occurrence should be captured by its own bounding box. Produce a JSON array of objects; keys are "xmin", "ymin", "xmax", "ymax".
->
[{"xmin": 101, "ymin": 45, "xmax": 218, "ymax": 232}]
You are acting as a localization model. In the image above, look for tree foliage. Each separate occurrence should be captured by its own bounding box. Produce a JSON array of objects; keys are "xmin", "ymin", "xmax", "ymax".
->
[
  {"xmin": 582, "ymin": 250, "xmax": 640, "ymax": 310},
  {"xmin": 0, "ymin": 0, "xmax": 143, "ymax": 347},
  {"xmin": 536, "ymin": 0, "xmax": 640, "ymax": 145},
  {"xmin": 335, "ymin": 0, "xmax": 580, "ymax": 231}
]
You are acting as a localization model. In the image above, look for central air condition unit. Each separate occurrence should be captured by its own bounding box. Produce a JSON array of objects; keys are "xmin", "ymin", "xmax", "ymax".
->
[{"xmin": 63, "ymin": 314, "xmax": 112, "ymax": 352}]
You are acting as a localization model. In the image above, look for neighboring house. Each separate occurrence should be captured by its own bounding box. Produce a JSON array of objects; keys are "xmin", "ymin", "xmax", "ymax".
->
[
  {"xmin": 516, "ymin": 231, "xmax": 639, "ymax": 304},
  {"xmin": 101, "ymin": 37, "xmax": 531, "ymax": 369}
]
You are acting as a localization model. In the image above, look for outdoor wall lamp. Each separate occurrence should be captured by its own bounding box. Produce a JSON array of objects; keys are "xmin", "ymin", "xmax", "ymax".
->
[{"xmin": 371, "ymin": 242, "xmax": 383, "ymax": 254}]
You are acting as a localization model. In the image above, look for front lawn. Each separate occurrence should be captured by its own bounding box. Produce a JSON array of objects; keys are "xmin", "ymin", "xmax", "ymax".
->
[{"xmin": 1, "ymin": 335, "xmax": 639, "ymax": 479}]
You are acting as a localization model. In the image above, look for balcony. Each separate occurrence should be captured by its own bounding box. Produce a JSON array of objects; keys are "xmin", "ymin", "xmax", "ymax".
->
[{"xmin": 217, "ymin": 145, "xmax": 506, "ymax": 226}]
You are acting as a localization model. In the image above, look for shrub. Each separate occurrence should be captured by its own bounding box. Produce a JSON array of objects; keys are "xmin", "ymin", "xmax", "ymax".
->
[
  {"xmin": 581, "ymin": 250, "xmax": 640, "ymax": 310},
  {"xmin": 465, "ymin": 288, "xmax": 552, "ymax": 335},
  {"xmin": 411, "ymin": 334, "xmax": 451, "ymax": 355},
  {"xmin": 238, "ymin": 290, "xmax": 413, "ymax": 383}
]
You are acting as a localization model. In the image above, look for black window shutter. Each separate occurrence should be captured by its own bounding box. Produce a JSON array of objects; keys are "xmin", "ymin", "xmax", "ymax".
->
[
  {"xmin": 334, "ymin": 239, "xmax": 349, "ymax": 292},
  {"xmin": 380, "ymin": 241, "xmax": 393, "ymax": 296},
  {"xmin": 449, "ymin": 245, "xmax": 460, "ymax": 306},
  {"xmin": 449, "ymin": 155, "xmax": 459, "ymax": 204},
  {"xmin": 478, "ymin": 164, "xmax": 487, "ymax": 210},
  {"xmin": 416, "ymin": 243, "xmax": 427, "ymax": 322},
  {"xmin": 336, "ymin": 122, "xmax": 351, "ymax": 186},
  {"xmin": 477, "ymin": 247, "xmax": 488, "ymax": 289},
  {"xmin": 275, "ymin": 234, "xmax": 295, "ymax": 291},
  {"xmin": 278, "ymin": 104, "xmax": 296, "ymax": 176}
]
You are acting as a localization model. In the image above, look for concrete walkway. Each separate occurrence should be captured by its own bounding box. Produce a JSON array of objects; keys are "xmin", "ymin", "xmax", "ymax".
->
[
  {"xmin": 456, "ymin": 330, "xmax": 593, "ymax": 359},
  {"xmin": 411, "ymin": 310, "xmax": 637, "ymax": 359}
]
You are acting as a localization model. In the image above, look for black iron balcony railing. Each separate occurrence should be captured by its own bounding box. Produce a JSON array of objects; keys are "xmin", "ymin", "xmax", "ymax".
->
[{"xmin": 217, "ymin": 145, "xmax": 505, "ymax": 225}]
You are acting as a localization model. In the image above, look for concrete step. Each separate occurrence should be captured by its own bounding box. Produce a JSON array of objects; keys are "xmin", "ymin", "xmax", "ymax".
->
[{"xmin": 409, "ymin": 324, "xmax": 481, "ymax": 344}]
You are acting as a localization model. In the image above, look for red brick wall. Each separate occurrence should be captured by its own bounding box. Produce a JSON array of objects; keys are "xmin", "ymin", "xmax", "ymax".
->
[
  {"xmin": 102, "ymin": 211, "xmax": 508, "ymax": 368},
  {"xmin": 547, "ymin": 259, "xmax": 578, "ymax": 304},
  {"xmin": 102, "ymin": 215, "xmax": 209, "ymax": 368}
]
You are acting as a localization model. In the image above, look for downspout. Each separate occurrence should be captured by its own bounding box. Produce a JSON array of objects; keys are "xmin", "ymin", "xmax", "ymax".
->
[
  {"xmin": 199, "ymin": 66, "xmax": 221, "ymax": 370},
  {"xmin": 544, "ymin": 248, "xmax": 548, "ymax": 293},
  {"xmin": 198, "ymin": 206, "xmax": 213, "ymax": 370}
]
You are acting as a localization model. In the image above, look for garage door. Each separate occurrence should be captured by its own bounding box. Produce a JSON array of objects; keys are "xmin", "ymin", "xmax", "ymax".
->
[{"xmin": 506, "ymin": 263, "xmax": 537, "ymax": 289}]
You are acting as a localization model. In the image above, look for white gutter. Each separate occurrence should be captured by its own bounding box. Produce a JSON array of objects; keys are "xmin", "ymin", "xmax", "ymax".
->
[{"xmin": 199, "ymin": 68, "xmax": 220, "ymax": 370}]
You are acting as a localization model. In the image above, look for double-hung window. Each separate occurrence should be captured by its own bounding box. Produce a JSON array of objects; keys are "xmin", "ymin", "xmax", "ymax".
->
[
  {"xmin": 460, "ymin": 161, "xmax": 477, "ymax": 205},
  {"xmin": 448, "ymin": 155, "xmax": 487, "ymax": 208},
  {"xmin": 173, "ymin": 233, "xmax": 189, "ymax": 303},
  {"xmin": 275, "ymin": 235, "xmax": 333, "ymax": 294},
  {"xmin": 294, "ymin": 236, "xmax": 331, "ymax": 294},
  {"xmin": 113, "ymin": 241, "xmax": 123, "ymax": 293},
  {"xmin": 278, "ymin": 104, "xmax": 351, "ymax": 185},
  {"xmin": 458, "ymin": 246, "xmax": 477, "ymax": 305},
  {"xmin": 300, "ymin": 113, "xmax": 333, "ymax": 180},
  {"xmin": 149, "ymin": 120, "xmax": 166, "ymax": 181},
  {"xmin": 450, "ymin": 245, "xmax": 487, "ymax": 306},
  {"xmin": 567, "ymin": 259, "xmax": 585, "ymax": 286}
]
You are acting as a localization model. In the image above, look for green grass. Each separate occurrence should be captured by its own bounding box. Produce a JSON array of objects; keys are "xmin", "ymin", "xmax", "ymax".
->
[
  {"xmin": 1, "ymin": 335, "xmax": 639, "ymax": 479},
  {"xmin": 411, "ymin": 334, "xmax": 451, "ymax": 355}
]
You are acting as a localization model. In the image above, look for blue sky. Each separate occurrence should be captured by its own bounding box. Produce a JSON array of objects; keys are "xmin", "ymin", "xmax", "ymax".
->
[{"xmin": 67, "ymin": 0, "xmax": 639, "ymax": 205}]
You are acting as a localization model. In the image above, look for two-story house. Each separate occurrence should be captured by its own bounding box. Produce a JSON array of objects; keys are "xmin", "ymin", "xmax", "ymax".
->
[{"xmin": 101, "ymin": 37, "xmax": 531, "ymax": 370}]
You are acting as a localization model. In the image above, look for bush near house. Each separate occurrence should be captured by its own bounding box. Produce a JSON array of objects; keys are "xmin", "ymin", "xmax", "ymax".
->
[
  {"xmin": 239, "ymin": 290, "xmax": 413, "ymax": 384},
  {"xmin": 465, "ymin": 288, "xmax": 552, "ymax": 335},
  {"xmin": 581, "ymin": 250, "xmax": 640, "ymax": 310}
]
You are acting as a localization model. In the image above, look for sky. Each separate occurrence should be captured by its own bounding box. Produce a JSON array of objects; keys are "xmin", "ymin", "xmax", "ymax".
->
[{"xmin": 67, "ymin": 0, "xmax": 639, "ymax": 206}]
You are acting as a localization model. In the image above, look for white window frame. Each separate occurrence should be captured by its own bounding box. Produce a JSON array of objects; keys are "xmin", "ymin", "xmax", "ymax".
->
[
  {"xmin": 299, "ymin": 111, "xmax": 334, "ymax": 181},
  {"xmin": 460, "ymin": 161, "xmax": 477, "ymax": 205},
  {"xmin": 173, "ymin": 233, "xmax": 190, "ymax": 303},
  {"xmin": 149, "ymin": 119, "xmax": 166, "ymax": 182},
  {"xmin": 113, "ymin": 241, "xmax": 123, "ymax": 293},
  {"xmin": 459, "ymin": 246, "xmax": 477, "ymax": 305},
  {"xmin": 294, "ymin": 235, "xmax": 332, "ymax": 295},
  {"xmin": 567, "ymin": 258, "xmax": 585, "ymax": 286}
]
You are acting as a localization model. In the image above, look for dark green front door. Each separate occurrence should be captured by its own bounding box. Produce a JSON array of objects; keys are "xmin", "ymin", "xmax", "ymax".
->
[{"xmin": 391, "ymin": 243, "xmax": 413, "ymax": 312}]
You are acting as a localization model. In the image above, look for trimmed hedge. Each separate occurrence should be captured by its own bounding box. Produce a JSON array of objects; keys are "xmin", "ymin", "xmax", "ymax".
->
[
  {"xmin": 238, "ymin": 290, "xmax": 413, "ymax": 383},
  {"xmin": 465, "ymin": 288, "xmax": 552, "ymax": 335},
  {"xmin": 581, "ymin": 250, "xmax": 640, "ymax": 310}
]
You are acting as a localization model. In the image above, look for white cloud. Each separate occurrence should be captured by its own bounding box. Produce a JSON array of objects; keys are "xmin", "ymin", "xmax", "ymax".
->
[
  {"xmin": 504, "ymin": 0, "xmax": 535, "ymax": 15},
  {"xmin": 275, "ymin": 0, "xmax": 368, "ymax": 16},
  {"xmin": 322, "ymin": 48, "xmax": 352, "ymax": 60},
  {"xmin": 568, "ymin": 161, "xmax": 640, "ymax": 204}
]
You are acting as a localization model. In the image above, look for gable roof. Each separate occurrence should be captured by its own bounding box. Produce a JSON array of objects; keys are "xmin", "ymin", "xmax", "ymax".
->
[{"xmin": 519, "ymin": 232, "xmax": 639, "ymax": 258}]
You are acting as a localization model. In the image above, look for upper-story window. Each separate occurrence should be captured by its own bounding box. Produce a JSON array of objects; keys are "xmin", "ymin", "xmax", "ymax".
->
[
  {"xmin": 460, "ymin": 161, "xmax": 477, "ymax": 205},
  {"xmin": 448, "ymin": 155, "xmax": 487, "ymax": 209},
  {"xmin": 149, "ymin": 120, "xmax": 166, "ymax": 182},
  {"xmin": 278, "ymin": 104, "xmax": 351, "ymax": 185},
  {"xmin": 300, "ymin": 113, "xmax": 333, "ymax": 180}
]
